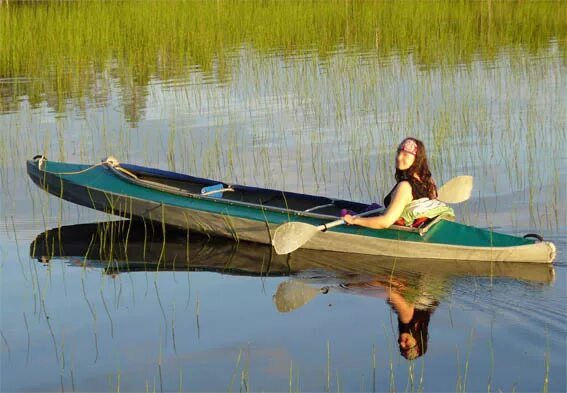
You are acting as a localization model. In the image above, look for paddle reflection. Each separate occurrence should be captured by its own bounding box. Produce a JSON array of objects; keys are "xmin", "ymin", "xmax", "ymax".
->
[{"xmin": 30, "ymin": 221, "xmax": 554, "ymax": 361}]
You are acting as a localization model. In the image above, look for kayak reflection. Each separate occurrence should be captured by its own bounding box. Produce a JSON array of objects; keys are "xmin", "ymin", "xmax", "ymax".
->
[{"xmin": 30, "ymin": 221, "xmax": 555, "ymax": 360}]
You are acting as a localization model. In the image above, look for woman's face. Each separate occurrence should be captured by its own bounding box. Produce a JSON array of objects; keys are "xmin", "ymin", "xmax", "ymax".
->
[
  {"xmin": 398, "ymin": 333, "xmax": 416, "ymax": 349},
  {"xmin": 396, "ymin": 149, "xmax": 415, "ymax": 171},
  {"xmin": 398, "ymin": 333, "xmax": 419, "ymax": 359}
]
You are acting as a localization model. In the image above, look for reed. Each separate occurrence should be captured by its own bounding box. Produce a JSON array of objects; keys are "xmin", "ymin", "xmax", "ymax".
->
[
  {"xmin": 1, "ymin": 1, "xmax": 565, "ymax": 117},
  {"xmin": 228, "ymin": 348, "xmax": 243, "ymax": 393},
  {"xmin": 543, "ymin": 327, "xmax": 550, "ymax": 393}
]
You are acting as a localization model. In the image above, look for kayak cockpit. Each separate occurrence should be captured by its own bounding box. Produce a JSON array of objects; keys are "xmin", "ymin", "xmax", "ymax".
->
[{"xmin": 119, "ymin": 163, "xmax": 367, "ymax": 217}]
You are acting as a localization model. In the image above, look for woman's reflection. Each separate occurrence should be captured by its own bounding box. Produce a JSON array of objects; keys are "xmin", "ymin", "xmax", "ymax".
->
[
  {"xmin": 274, "ymin": 274, "xmax": 441, "ymax": 360},
  {"xmin": 388, "ymin": 286, "xmax": 435, "ymax": 359}
]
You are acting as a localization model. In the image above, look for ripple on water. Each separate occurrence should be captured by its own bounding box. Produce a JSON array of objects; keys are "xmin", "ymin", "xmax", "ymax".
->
[{"xmin": 450, "ymin": 276, "xmax": 566, "ymax": 341}]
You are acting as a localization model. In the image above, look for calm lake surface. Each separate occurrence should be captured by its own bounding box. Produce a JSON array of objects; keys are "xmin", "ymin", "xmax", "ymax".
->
[{"xmin": 1, "ymin": 2, "xmax": 566, "ymax": 392}]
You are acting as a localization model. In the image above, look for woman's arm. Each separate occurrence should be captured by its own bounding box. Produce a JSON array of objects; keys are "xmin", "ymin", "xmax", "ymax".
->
[
  {"xmin": 387, "ymin": 290, "xmax": 415, "ymax": 323},
  {"xmin": 343, "ymin": 181, "xmax": 413, "ymax": 229}
]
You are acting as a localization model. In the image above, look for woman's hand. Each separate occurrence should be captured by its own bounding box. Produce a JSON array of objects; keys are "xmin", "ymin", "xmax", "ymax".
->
[{"xmin": 343, "ymin": 214, "xmax": 356, "ymax": 225}]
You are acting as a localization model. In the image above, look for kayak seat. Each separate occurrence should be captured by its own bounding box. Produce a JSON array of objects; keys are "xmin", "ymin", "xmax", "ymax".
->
[
  {"xmin": 392, "ymin": 213, "xmax": 456, "ymax": 236},
  {"xmin": 413, "ymin": 216, "xmax": 433, "ymax": 228},
  {"xmin": 393, "ymin": 216, "xmax": 429, "ymax": 228}
]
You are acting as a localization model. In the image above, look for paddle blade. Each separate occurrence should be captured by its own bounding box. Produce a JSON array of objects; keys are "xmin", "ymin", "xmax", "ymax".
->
[
  {"xmin": 272, "ymin": 280, "xmax": 321, "ymax": 312},
  {"xmin": 272, "ymin": 222, "xmax": 319, "ymax": 255},
  {"xmin": 437, "ymin": 175, "xmax": 473, "ymax": 204}
]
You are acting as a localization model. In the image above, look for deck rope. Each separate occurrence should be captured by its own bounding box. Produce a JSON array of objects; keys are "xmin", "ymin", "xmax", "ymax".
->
[{"xmin": 35, "ymin": 155, "xmax": 138, "ymax": 178}]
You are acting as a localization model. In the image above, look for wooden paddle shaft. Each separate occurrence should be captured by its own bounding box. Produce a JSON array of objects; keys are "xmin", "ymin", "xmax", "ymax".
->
[{"xmin": 316, "ymin": 207, "xmax": 385, "ymax": 232}]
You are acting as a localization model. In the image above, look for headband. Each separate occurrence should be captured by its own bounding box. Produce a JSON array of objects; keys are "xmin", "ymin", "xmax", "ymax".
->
[{"xmin": 399, "ymin": 139, "xmax": 418, "ymax": 155}]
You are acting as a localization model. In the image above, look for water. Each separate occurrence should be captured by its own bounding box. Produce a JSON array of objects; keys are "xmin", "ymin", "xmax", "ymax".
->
[{"xmin": 1, "ymin": 2, "xmax": 566, "ymax": 392}]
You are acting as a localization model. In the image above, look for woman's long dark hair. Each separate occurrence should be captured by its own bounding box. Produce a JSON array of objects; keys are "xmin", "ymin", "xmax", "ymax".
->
[
  {"xmin": 398, "ymin": 308, "xmax": 433, "ymax": 360},
  {"xmin": 395, "ymin": 138, "xmax": 437, "ymax": 199}
]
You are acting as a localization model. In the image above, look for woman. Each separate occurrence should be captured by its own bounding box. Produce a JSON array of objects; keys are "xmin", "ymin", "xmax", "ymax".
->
[{"xmin": 343, "ymin": 137, "xmax": 437, "ymax": 229}]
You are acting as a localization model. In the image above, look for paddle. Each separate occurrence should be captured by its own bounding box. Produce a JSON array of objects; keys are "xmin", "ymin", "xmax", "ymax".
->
[
  {"xmin": 435, "ymin": 175, "xmax": 473, "ymax": 204},
  {"xmin": 272, "ymin": 175, "xmax": 473, "ymax": 255}
]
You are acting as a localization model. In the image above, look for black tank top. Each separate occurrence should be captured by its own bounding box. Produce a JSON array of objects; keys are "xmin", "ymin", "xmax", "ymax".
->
[{"xmin": 383, "ymin": 176, "xmax": 430, "ymax": 207}]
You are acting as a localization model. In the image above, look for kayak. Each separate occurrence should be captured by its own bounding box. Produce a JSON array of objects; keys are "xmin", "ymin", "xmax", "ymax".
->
[
  {"xmin": 30, "ymin": 222, "xmax": 555, "ymax": 284},
  {"xmin": 26, "ymin": 156, "xmax": 556, "ymax": 263}
]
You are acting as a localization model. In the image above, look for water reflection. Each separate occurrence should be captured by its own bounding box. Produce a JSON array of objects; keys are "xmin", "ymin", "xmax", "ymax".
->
[{"xmin": 30, "ymin": 221, "xmax": 555, "ymax": 361}]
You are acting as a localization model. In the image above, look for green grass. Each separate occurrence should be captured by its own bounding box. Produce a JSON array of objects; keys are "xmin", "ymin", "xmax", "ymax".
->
[{"xmin": 1, "ymin": 1, "xmax": 565, "ymax": 115}]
